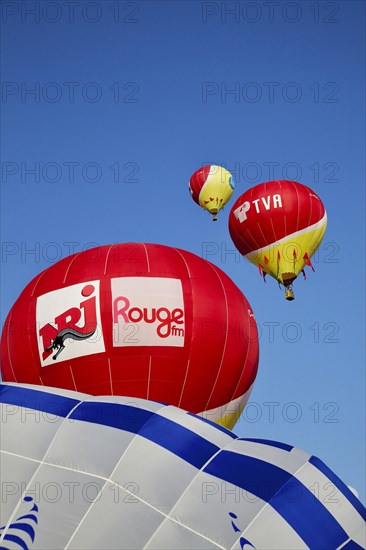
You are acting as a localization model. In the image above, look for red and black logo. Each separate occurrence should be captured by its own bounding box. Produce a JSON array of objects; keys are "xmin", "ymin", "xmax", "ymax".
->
[{"xmin": 39, "ymin": 284, "xmax": 98, "ymax": 361}]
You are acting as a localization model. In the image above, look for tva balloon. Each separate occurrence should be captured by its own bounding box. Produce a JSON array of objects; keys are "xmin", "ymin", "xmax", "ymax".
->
[
  {"xmin": 229, "ymin": 180, "xmax": 327, "ymax": 301},
  {"xmin": 189, "ymin": 165, "xmax": 234, "ymax": 221},
  {"xmin": 0, "ymin": 243, "xmax": 259, "ymax": 429},
  {"xmin": 1, "ymin": 383, "xmax": 365, "ymax": 550}
]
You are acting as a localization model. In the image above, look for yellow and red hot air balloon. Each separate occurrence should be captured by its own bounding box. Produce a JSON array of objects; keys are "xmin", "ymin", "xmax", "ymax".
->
[
  {"xmin": 229, "ymin": 180, "xmax": 327, "ymax": 301},
  {"xmin": 189, "ymin": 165, "xmax": 234, "ymax": 220}
]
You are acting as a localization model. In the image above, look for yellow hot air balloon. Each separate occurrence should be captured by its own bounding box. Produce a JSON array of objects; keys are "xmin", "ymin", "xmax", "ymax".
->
[{"xmin": 189, "ymin": 165, "xmax": 234, "ymax": 220}]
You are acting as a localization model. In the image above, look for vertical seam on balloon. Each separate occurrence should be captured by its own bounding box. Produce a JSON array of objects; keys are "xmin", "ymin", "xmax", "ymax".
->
[
  {"xmin": 5, "ymin": 308, "xmax": 18, "ymax": 382},
  {"xmin": 69, "ymin": 365, "xmax": 77, "ymax": 391},
  {"xmin": 103, "ymin": 244, "xmax": 114, "ymax": 275},
  {"xmin": 223, "ymin": 300, "xmax": 253, "ymax": 416},
  {"xmin": 172, "ymin": 248, "xmax": 192, "ymax": 408},
  {"xmin": 247, "ymin": 185, "xmax": 255, "ymax": 246},
  {"xmin": 140, "ymin": 243, "xmax": 150, "ymax": 273},
  {"xmin": 246, "ymin": 228, "xmax": 262, "ymax": 251},
  {"xmin": 269, "ymin": 180, "xmax": 280, "ymax": 244},
  {"xmin": 178, "ymin": 358, "xmax": 190, "ymax": 409},
  {"xmin": 270, "ymin": 217, "xmax": 278, "ymax": 244},
  {"xmin": 173, "ymin": 248, "xmax": 191, "ymax": 278},
  {"xmin": 202, "ymin": 264, "xmax": 228, "ymax": 412},
  {"xmin": 104, "ymin": 245, "xmax": 114, "ymax": 396},
  {"xmin": 0, "ymin": 396, "xmax": 88, "ymax": 544},
  {"xmin": 107, "ymin": 358, "xmax": 113, "ymax": 395},
  {"xmin": 30, "ymin": 268, "xmax": 50, "ymax": 297},
  {"xmin": 226, "ymin": 303, "xmax": 252, "ymax": 405},
  {"xmin": 278, "ymin": 180, "xmax": 287, "ymax": 240},
  {"xmin": 146, "ymin": 355, "xmax": 152, "ymax": 400},
  {"xmin": 256, "ymin": 221, "xmax": 269, "ymax": 247},
  {"xmin": 307, "ymin": 189, "xmax": 313, "ymax": 230},
  {"xmin": 292, "ymin": 180, "xmax": 300, "ymax": 233},
  {"xmin": 27, "ymin": 309, "xmax": 42, "ymax": 383},
  {"xmin": 63, "ymin": 253, "xmax": 82, "ymax": 284}
]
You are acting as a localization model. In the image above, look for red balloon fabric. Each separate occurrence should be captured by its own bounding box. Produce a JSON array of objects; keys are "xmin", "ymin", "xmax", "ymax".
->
[
  {"xmin": 189, "ymin": 165, "xmax": 212, "ymax": 205},
  {"xmin": 229, "ymin": 180, "xmax": 326, "ymax": 256},
  {"xmin": 0, "ymin": 243, "xmax": 259, "ymax": 426}
]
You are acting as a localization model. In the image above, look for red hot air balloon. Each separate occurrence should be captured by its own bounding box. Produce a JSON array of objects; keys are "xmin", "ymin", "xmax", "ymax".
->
[
  {"xmin": 229, "ymin": 180, "xmax": 327, "ymax": 300},
  {"xmin": 0, "ymin": 243, "xmax": 259, "ymax": 429},
  {"xmin": 189, "ymin": 165, "xmax": 234, "ymax": 220}
]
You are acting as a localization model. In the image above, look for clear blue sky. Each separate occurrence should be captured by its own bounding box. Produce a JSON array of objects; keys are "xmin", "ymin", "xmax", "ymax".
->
[{"xmin": 1, "ymin": 1, "xmax": 365, "ymax": 503}]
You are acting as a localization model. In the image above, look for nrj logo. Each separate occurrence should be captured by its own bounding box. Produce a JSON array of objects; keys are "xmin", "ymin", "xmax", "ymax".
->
[
  {"xmin": 37, "ymin": 281, "xmax": 105, "ymax": 366},
  {"xmin": 111, "ymin": 277, "xmax": 185, "ymax": 347}
]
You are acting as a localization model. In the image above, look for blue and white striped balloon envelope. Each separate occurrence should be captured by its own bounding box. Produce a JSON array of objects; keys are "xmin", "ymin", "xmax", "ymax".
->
[{"xmin": 0, "ymin": 383, "xmax": 365, "ymax": 549}]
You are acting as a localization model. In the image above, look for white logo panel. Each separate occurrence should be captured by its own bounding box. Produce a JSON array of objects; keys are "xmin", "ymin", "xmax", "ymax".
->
[
  {"xmin": 36, "ymin": 280, "xmax": 105, "ymax": 366},
  {"xmin": 111, "ymin": 277, "xmax": 185, "ymax": 347}
]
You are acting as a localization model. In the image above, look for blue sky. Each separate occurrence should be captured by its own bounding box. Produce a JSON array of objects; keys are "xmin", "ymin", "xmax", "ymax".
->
[{"xmin": 1, "ymin": 1, "xmax": 365, "ymax": 503}]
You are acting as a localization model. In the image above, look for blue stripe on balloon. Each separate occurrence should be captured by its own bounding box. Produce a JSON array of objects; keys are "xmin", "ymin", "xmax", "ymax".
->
[
  {"xmin": 2, "ymin": 534, "xmax": 29, "ymax": 550},
  {"xmin": 70, "ymin": 401, "xmax": 153, "ymax": 431},
  {"xmin": 309, "ymin": 456, "xmax": 366, "ymax": 521},
  {"xmin": 16, "ymin": 515, "xmax": 38, "ymax": 524},
  {"xmin": 273, "ymin": 476, "xmax": 348, "ymax": 548},
  {"xmin": 7, "ymin": 523, "xmax": 35, "ymax": 543},
  {"xmin": 70, "ymin": 402, "xmax": 219, "ymax": 469},
  {"xmin": 204, "ymin": 451, "xmax": 292, "ymax": 500},
  {"xmin": 187, "ymin": 413, "xmax": 237, "ymax": 439},
  {"xmin": 239, "ymin": 438, "xmax": 293, "ymax": 452},
  {"xmin": 139, "ymin": 414, "xmax": 219, "ymax": 468},
  {"xmin": 0, "ymin": 385, "xmax": 79, "ymax": 418},
  {"xmin": 204, "ymin": 451, "xmax": 350, "ymax": 548}
]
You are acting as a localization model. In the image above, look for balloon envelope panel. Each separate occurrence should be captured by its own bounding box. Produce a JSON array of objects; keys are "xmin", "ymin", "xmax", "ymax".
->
[
  {"xmin": 0, "ymin": 243, "xmax": 259, "ymax": 429},
  {"xmin": 0, "ymin": 383, "xmax": 365, "ymax": 550}
]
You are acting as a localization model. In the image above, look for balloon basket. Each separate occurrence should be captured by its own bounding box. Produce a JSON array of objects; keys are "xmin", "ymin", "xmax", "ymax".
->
[{"xmin": 285, "ymin": 288, "xmax": 295, "ymax": 301}]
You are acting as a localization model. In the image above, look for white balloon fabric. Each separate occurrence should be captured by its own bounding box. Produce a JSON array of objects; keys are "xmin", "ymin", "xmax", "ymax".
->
[{"xmin": 0, "ymin": 383, "xmax": 365, "ymax": 550}]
